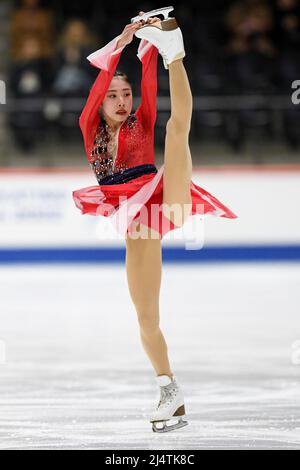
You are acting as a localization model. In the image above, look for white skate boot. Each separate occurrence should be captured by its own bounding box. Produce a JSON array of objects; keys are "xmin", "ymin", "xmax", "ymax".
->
[
  {"xmin": 133, "ymin": 8, "xmax": 185, "ymax": 70},
  {"xmin": 150, "ymin": 374, "xmax": 188, "ymax": 433}
]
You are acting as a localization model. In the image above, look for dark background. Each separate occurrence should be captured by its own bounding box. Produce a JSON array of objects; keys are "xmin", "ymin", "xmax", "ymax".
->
[{"xmin": 1, "ymin": 0, "xmax": 300, "ymax": 164}]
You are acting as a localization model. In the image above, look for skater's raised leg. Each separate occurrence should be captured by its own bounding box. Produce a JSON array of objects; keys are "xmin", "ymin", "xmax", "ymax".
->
[
  {"xmin": 125, "ymin": 225, "xmax": 173, "ymax": 379},
  {"xmin": 135, "ymin": 18, "xmax": 193, "ymax": 228},
  {"xmin": 162, "ymin": 58, "xmax": 193, "ymax": 228}
]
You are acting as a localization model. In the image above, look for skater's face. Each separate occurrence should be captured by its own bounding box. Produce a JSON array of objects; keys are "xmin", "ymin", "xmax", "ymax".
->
[{"xmin": 101, "ymin": 77, "xmax": 133, "ymax": 126}]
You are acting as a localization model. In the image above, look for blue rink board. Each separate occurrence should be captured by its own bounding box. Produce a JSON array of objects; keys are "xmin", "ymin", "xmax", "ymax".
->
[{"xmin": 0, "ymin": 245, "xmax": 300, "ymax": 264}]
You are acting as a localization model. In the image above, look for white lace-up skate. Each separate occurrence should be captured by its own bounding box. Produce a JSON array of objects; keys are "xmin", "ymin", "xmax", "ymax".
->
[
  {"xmin": 150, "ymin": 374, "xmax": 188, "ymax": 432},
  {"xmin": 133, "ymin": 7, "xmax": 185, "ymax": 70}
]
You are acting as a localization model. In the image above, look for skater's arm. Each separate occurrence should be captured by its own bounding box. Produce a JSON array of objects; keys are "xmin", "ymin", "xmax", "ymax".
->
[
  {"xmin": 79, "ymin": 36, "xmax": 126, "ymax": 159},
  {"xmin": 79, "ymin": 21, "xmax": 142, "ymax": 160},
  {"xmin": 85, "ymin": 35, "xmax": 126, "ymax": 71},
  {"xmin": 135, "ymin": 40, "xmax": 159, "ymax": 131}
]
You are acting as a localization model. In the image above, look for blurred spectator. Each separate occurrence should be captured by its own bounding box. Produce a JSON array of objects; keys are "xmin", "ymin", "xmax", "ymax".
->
[
  {"xmin": 10, "ymin": 0, "xmax": 54, "ymax": 61},
  {"xmin": 221, "ymin": 1, "xmax": 277, "ymax": 150},
  {"xmin": 272, "ymin": 0, "xmax": 300, "ymax": 50},
  {"xmin": 225, "ymin": 1, "xmax": 275, "ymax": 55},
  {"xmin": 56, "ymin": 0, "xmax": 97, "ymax": 22},
  {"xmin": 224, "ymin": 0, "xmax": 277, "ymax": 92},
  {"xmin": 50, "ymin": 19, "xmax": 99, "ymax": 141},
  {"xmin": 52, "ymin": 18, "xmax": 98, "ymax": 97},
  {"xmin": 271, "ymin": 0, "xmax": 300, "ymax": 89},
  {"xmin": 271, "ymin": 0, "xmax": 300, "ymax": 148},
  {"xmin": 8, "ymin": 37, "xmax": 53, "ymax": 153}
]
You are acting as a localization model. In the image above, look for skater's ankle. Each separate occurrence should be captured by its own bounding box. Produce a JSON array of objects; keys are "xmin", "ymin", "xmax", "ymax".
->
[{"xmin": 157, "ymin": 373, "xmax": 174, "ymax": 380}]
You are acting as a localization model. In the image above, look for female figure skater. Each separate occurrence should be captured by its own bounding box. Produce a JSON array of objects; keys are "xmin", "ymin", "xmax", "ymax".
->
[{"xmin": 73, "ymin": 7, "xmax": 237, "ymax": 433}]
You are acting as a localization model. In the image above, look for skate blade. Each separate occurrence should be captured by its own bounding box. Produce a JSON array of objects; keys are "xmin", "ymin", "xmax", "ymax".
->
[
  {"xmin": 131, "ymin": 6, "xmax": 174, "ymax": 24},
  {"xmin": 152, "ymin": 417, "xmax": 189, "ymax": 433}
]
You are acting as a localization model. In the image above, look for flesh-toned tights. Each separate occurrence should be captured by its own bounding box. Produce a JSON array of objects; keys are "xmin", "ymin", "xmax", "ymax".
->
[{"xmin": 125, "ymin": 59, "xmax": 193, "ymax": 378}]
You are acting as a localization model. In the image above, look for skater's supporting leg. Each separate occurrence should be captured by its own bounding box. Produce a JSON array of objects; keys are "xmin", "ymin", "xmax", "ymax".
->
[
  {"xmin": 163, "ymin": 59, "xmax": 193, "ymax": 227},
  {"xmin": 125, "ymin": 227, "xmax": 173, "ymax": 378}
]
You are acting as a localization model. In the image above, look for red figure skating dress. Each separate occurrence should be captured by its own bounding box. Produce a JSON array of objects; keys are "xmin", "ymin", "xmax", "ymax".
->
[{"xmin": 72, "ymin": 35, "xmax": 238, "ymax": 238}]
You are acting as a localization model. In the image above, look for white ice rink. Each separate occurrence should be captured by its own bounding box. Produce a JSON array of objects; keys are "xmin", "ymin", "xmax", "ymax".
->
[{"xmin": 0, "ymin": 262, "xmax": 299, "ymax": 450}]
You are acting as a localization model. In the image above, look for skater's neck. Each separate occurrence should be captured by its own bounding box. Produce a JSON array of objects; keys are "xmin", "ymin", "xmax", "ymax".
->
[{"xmin": 102, "ymin": 114, "xmax": 123, "ymax": 132}]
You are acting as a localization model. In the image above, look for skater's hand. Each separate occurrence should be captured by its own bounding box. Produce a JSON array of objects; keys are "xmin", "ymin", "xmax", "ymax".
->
[
  {"xmin": 117, "ymin": 11, "xmax": 161, "ymax": 48},
  {"xmin": 117, "ymin": 22, "xmax": 142, "ymax": 48},
  {"xmin": 136, "ymin": 11, "xmax": 161, "ymax": 25},
  {"xmin": 136, "ymin": 11, "xmax": 161, "ymax": 24}
]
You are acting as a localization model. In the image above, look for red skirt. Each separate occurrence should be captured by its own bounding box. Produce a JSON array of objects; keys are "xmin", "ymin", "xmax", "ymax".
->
[{"xmin": 72, "ymin": 164, "xmax": 238, "ymax": 238}]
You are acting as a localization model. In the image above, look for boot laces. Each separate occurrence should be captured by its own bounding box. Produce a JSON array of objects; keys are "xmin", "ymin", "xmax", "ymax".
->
[{"xmin": 157, "ymin": 384, "xmax": 178, "ymax": 409}]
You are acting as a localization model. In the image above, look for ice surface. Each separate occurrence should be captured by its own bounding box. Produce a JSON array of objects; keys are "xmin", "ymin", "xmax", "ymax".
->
[{"xmin": 0, "ymin": 263, "xmax": 299, "ymax": 449}]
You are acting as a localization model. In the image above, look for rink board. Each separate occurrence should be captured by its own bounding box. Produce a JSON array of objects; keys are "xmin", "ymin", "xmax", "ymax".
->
[{"xmin": 0, "ymin": 165, "xmax": 300, "ymax": 263}]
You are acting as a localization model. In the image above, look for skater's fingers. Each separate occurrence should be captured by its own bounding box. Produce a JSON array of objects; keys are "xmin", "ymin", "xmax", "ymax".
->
[
  {"xmin": 148, "ymin": 17, "xmax": 161, "ymax": 23},
  {"xmin": 131, "ymin": 22, "xmax": 144, "ymax": 30},
  {"xmin": 124, "ymin": 23, "xmax": 140, "ymax": 32}
]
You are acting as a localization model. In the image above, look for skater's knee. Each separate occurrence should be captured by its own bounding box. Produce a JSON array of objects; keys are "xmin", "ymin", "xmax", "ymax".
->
[
  {"xmin": 166, "ymin": 116, "xmax": 191, "ymax": 137},
  {"xmin": 136, "ymin": 308, "xmax": 160, "ymax": 332}
]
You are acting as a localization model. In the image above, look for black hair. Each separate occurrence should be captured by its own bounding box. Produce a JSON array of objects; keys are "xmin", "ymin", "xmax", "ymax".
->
[{"xmin": 113, "ymin": 70, "xmax": 132, "ymax": 88}]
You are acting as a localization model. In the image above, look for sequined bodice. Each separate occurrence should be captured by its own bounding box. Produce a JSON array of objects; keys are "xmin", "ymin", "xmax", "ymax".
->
[
  {"xmin": 90, "ymin": 114, "xmax": 153, "ymax": 185},
  {"xmin": 90, "ymin": 122, "xmax": 116, "ymax": 181}
]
